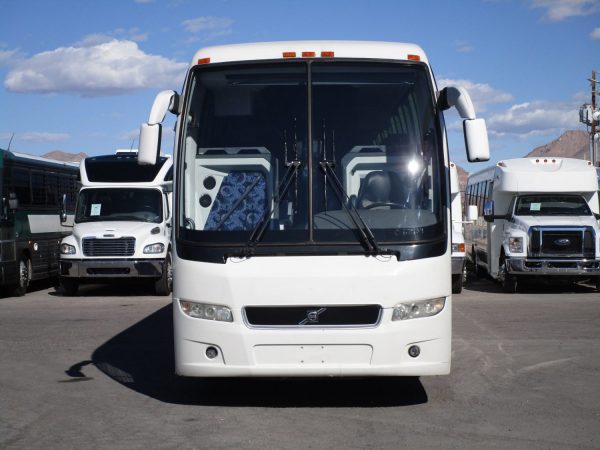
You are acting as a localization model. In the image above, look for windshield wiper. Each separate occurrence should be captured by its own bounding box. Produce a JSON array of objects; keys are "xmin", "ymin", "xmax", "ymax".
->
[
  {"xmin": 319, "ymin": 161, "xmax": 400, "ymax": 260},
  {"xmin": 240, "ymin": 159, "xmax": 302, "ymax": 256}
]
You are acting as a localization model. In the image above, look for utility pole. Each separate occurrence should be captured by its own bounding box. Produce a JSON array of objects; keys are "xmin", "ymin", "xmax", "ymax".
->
[
  {"xmin": 580, "ymin": 71, "xmax": 599, "ymax": 164},
  {"xmin": 592, "ymin": 70, "xmax": 597, "ymax": 165}
]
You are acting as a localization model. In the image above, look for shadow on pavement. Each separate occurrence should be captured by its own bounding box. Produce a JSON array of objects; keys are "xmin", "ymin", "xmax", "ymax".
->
[
  {"xmin": 70, "ymin": 304, "xmax": 428, "ymax": 407},
  {"xmin": 463, "ymin": 275, "xmax": 597, "ymax": 294}
]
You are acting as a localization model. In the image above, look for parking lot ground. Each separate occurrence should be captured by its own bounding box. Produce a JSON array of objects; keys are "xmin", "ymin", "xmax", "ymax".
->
[{"xmin": 1, "ymin": 278, "xmax": 600, "ymax": 449}]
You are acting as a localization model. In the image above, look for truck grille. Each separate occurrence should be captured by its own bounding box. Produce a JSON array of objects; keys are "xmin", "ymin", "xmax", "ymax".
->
[
  {"xmin": 529, "ymin": 227, "xmax": 594, "ymax": 258},
  {"xmin": 82, "ymin": 237, "xmax": 136, "ymax": 257},
  {"xmin": 244, "ymin": 305, "xmax": 382, "ymax": 328}
]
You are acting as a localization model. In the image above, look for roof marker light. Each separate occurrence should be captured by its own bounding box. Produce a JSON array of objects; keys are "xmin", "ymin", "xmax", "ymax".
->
[
  {"xmin": 321, "ymin": 51, "xmax": 335, "ymax": 57},
  {"xmin": 407, "ymin": 54, "xmax": 421, "ymax": 61},
  {"xmin": 302, "ymin": 51, "xmax": 316, "ymax": 57},
  {"xmin": 282, "ymin": 52, "xmax": 296, "ymax": 58},
  {"xmin": 544, "ymin": 159, "xmax": 548, "ymax": 163},
  {"xmin": 197, "ymin": 58, "xmax": 211, "ymax": 65}
]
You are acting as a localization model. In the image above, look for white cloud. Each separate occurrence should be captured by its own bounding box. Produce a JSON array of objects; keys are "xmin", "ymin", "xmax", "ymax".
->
[
  {"xmin": 438, "ymin": 78, "xmax": 514, "ymax": 112},
  {"xmin": 530, "ymin": 0, "xmax": 600, "ymax": 22},
  {"xmin": 591, "ymin": 27, "xmax": 600, "ymax": 39},
  {"xmin": 77, "ymin": 28, "xmax": 149, "ymax": 46},
  {"xmin": 486, "ymin": 100, "xmax": 579, "ymax": 138},
  {"xmin": 4, "ymin": 39, "xmax": 188, "ymax": 96},
  {"xmin": 13, "ymin": 132, "xmax": 70, "ymax": 142},
  {"xmin": 0, "ymin": 48, "xmax": 24, "ymax": 67},
  {"xmin": 181, "ymin": 16, "xmax": 233, "ymax": 41},
  {"xmin": 454, "ymin": 41, "xmax": 474, "ymax": 53}
]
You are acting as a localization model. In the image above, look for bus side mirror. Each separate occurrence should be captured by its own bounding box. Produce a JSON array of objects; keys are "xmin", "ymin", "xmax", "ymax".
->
[
  {"xmin": 439, "ymin": 86, "xmax": 490, "ymax": 163},
  {"xmin": 464, "ymin": 119, "xmax": 490, "ymax": 162},
  {"xmin": 8, "ymin": 192, "xmax": 18, "ymax": 210},
  {"xmin": 60, "ymin": 194, "xmax": 68, "ymax": 223},
  {"xmin": 466, "ymin": 205, "xmax": 478, "ymax": 222},
  {"xmin": 138, "ymin": 90, "xmax": 179, "ymax": 166},
  {"xmin": 483, "ymin": 200, "xmax": 494, "ymax": 222}
]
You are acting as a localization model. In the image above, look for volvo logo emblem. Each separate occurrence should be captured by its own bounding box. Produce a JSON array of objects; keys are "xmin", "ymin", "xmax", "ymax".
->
[
  {"xmin": 554, "ymin": 238, "xmax": 571, "ymax": 247},
  {"xmin": 299, "ymin": 308, "xmax": 327, "ymax": 325}
]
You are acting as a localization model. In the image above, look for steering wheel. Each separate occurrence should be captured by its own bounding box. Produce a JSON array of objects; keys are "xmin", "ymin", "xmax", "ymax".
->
[{"xmin": 363, "ymin": 202, "xmax": 405, "ymax": 209}]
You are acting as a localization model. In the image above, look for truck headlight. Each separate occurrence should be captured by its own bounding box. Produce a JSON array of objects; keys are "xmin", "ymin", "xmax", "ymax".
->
[
  {"xmin": 392, "ymin": 297, "xmax": 446, "ymax": 321},
  {"xmin": 508, "ymin": 237, "xmax": 523, "ymax": 253},
  {"xmin": 451, "ymin": 243, "xmax": 465, "ymax": 253},
  {"xmin": 180, "ymin": 300, "xmax": 233, "ymax": 322},
  {"xmin": 143, "ymin": 243, "xmax": 165, "ymax": 254},
  {"xmin": 60, "ymin": 243, "xmax": 76, "ymax": 255}
]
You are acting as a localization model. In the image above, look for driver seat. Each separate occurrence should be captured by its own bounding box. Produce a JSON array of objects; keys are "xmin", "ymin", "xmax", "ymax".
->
[{"xmin": 356, "ymin": 171, "xmax": 394, "ymax": 209}]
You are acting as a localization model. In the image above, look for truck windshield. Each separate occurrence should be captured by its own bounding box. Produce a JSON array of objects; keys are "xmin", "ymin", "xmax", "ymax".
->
[
  {"xmin": 75, "ymin": 188, "xmax": 163, "ymax": 223},
  {"xmin": 179, "ymin": 61, "xmax": 444, "ymax": 252},
  {"xmin": 515, "ymin": 194, "xmax": 592, "ymax": 216}
]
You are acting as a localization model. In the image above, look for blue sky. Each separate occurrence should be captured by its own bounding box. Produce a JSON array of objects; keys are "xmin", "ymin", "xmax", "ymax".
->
[{"xmin": 1, "ymin": 0, "xmax": 599, "ymax": 170}]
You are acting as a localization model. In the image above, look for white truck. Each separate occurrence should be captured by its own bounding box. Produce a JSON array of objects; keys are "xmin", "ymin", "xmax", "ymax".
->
[
  {"xmin": 450, "ymin": 162, "xmax": 466, "ymax": 293},
  {"xmin": 466, "ymin": 157, "xmax": 600, "ymax": 292},
  {"xmin": 59, "ymin": 153, "xmax": 173, "ymax": 295}
]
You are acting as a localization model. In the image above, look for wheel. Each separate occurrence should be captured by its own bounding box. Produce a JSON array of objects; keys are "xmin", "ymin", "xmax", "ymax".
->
[
  {"xmin": 12, "ymin": 255, "xmax": 31, "ymax": 297},
  {"xmin": 499, "ymin": 256, "xmax": 518, "ymax": 293},
  {"xmin": 469, "ymin": 247, "xmax": 481, "ymax": 280},
  {"xmin": 59, "ymin": 277, "xmax": 79, "ymax": 296},
  {"xmin": 452, "ymin": 274, "xmax": 463, "ymax": 294},
  {"xmin": 154, "ymin": 251, "xmax": 172, "ymax": 296}
]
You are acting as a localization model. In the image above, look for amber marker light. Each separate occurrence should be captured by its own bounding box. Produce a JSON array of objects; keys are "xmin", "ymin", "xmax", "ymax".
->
[
  {"xmin": 321, "ymin": 51, "xmax": 335, "ymax": 57},
  {"xmin": 197, "ymin": 58, "xmax": 211, "ymax": 65},
  {"xmin": 282, "ymin": 52, "xmax": 296, "ymax": 58},
  {"xmin": 407, "ymin": 54, "xmax": 421, "ymax": 61},
  {"xmin": 302, "ymin": 51, "xmax": 316, "ymax": 57}
]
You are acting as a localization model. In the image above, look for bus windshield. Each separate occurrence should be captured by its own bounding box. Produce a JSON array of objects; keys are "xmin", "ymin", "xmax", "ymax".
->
[
  {"xmin": 515, "ymin": 194, "xmax": 592, "ymax": 216},
  {"xmin": 75, "ymin": 188, "xmax": 163, "ymax": 223},
  {"xmin": 180, "ymin": 61, "xmax": 444, "ymax": 252}
]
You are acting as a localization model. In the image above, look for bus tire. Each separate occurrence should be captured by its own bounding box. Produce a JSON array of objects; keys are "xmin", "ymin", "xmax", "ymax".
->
[
  {"xmin": 499, "ymin": 255, "xmax": 518, "ymax": 293},
  {"xmin": 12, "ymin": 255, "xmax": 31, "ymax": 297},
  {"xmin": 154, "ymin": 251, "xmax": 172, "ymax": 296},
  {"xmin": 452, "ymin": 274, "xmax": 463, "ymax": 294},
  {"xmin": 60, "ymin": 277, "xmax": 79, "ymax": 296}
]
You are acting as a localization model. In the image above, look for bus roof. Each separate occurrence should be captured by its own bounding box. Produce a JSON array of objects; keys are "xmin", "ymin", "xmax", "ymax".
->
[
  {"xmin": 0, "ymin": 148, "xmax": 80, "ymax": 170},
  {"xmin": 191, "ymin": 40, "xmax": 429, "ymax": 66},
  {"xmin": 468, "ymin": 157, "xmax": 597, "ymax": 194}
]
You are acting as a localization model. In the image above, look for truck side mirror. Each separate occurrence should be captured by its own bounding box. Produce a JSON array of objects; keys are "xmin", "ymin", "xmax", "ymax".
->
[
  {"xmin": 483, "ymin": 200, "xmax": 494, "ymax": 222},
  {"xmin": 138, "ymin": 90, "xmax": 179, "ymax": 166},
  {"xmin": 466, "ymin": 205, "xmax": 478, "ymax": 222}
]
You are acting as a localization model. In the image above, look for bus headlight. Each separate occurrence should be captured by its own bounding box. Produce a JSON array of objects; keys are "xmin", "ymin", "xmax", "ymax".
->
[
  {"xmin": 392, "ymin": 297, "xmax": 446, "ymax": 321},
  {"xmin": 143, "ymin": 243, "xmax": 165, "ymax": 254},
  {"xmin": 508, "ymin": 237, "xmax": 523, "ymax": 253},
  {"xmin": 179, "ymin": 300, "xmax": 233, "ymax": 322},
  {"xmin": 60, "ymin": 243, "xmax": 76, "ymax": 255}
]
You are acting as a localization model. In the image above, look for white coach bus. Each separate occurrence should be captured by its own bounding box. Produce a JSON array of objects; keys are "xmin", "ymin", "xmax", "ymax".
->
[
  {"xmin": 466, "ymin": 157, "xmax": 600, "ymax": 292},
  {"xmin": 138, "ymin": 41, "xmax": 489, "ymax": 377}
]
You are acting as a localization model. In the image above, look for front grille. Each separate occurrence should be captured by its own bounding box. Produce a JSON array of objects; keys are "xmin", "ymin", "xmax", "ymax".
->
[
  {"xmin": 86, "ymin": 267, "xmax": 131, "ymax": 275},
  {"xmin": 82, "ymin": 237, "xmax": 135, "ymax": 257},
  {"xmin": 529, "ymin": 227, "xmax": 595, "ymax": 258},
  {"xmin": 244, "ymin": 305, "xmax": 382, "ymax": 327}
]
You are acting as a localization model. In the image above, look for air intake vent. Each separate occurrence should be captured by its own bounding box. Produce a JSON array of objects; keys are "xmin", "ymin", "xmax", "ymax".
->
[{"xmin": 82, "ymin": 237, "xmax": 135, "ymax": 257}]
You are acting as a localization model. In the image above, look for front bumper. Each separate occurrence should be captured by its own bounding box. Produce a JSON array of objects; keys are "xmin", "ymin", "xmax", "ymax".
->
[
  {"xmin": 60, "ymin": 258, "xmax": 164, "ymax": 278},
  {"xmin": 173, "ymin": 298, "xmax": 452, "ymax": 378},
  {"xmin": 507, "ymin": 257, "xmax": 600, "ymax": 276},
  {"xmin": 451, "ymin": 256, "xmax": 465, "ymax": 276}
]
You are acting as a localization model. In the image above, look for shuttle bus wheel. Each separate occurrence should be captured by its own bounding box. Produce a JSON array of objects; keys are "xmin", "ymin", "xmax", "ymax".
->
[
  {"xmin": 452, "ymin": 274, "xmax": 463, "ymax": 294},
  {"xmin": 499, "ymin": 255, "xmax": 518, "ymax": 293}
]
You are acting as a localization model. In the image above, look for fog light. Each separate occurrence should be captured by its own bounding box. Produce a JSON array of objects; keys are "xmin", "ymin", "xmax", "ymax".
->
[
  {"xmin": 408, "ymin": 345, "xmax": 420, "ymax": 358},
  {"xmin": 206, "ymin": 346, "xmax": 219, "ymax": 359}
]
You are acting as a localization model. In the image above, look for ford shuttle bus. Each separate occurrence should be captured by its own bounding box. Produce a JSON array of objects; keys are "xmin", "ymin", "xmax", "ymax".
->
[{"xmin": 137, "ymin": 41, "xmax": 489, "ymax": 377}]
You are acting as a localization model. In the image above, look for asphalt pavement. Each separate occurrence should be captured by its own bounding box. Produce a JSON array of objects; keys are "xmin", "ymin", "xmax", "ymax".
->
[{"xmin": 1, "ymin": 278, "xmax": 599, "ymax": 449}]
